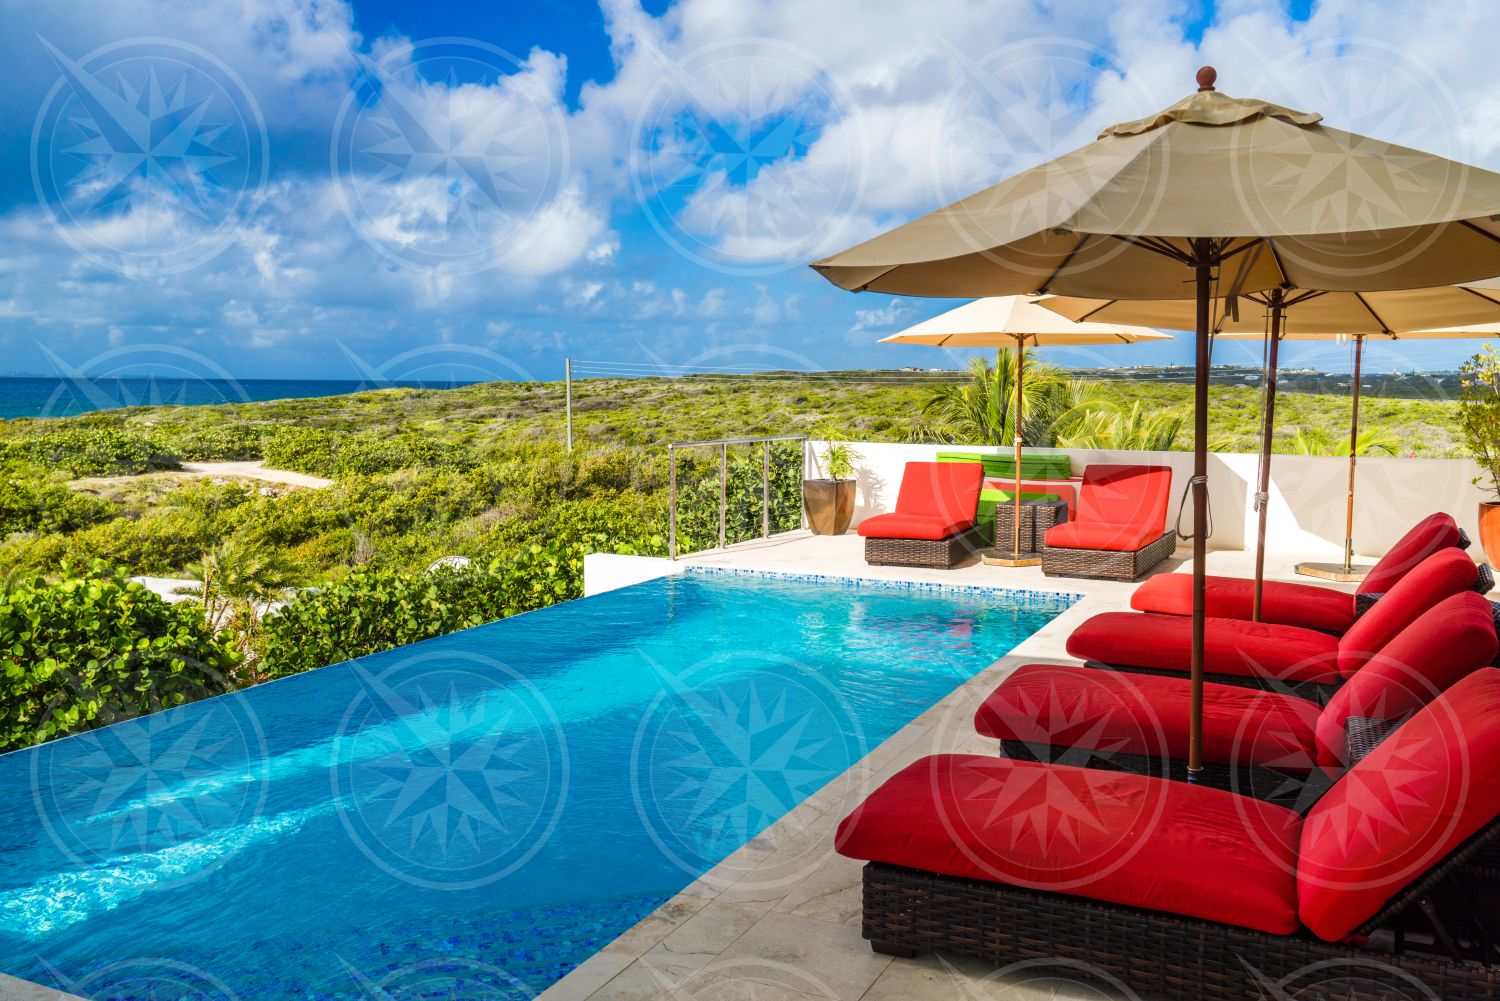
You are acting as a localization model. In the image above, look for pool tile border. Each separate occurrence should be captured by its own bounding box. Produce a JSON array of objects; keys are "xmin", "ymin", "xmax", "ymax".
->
[{"xmin": 684, "ymin": 565, "xmax": 1082, "ymax": 608}]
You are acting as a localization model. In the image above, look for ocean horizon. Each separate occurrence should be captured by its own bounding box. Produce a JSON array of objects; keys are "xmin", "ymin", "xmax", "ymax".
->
[{"xmin": 0, "ymin": 375, "xmax": 483, "ymax": 421}]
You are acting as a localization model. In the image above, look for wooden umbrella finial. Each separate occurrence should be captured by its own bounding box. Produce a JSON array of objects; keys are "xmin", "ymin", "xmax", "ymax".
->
[{"xmin": 1196, "ymin": 66, "xmax": 1217, "ymax": 92}]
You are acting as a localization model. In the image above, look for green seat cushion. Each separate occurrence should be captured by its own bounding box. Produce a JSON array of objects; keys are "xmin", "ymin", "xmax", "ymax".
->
[{"xmin": 936, "ymin": 451, "xmax": 1072, "ymax": 479}]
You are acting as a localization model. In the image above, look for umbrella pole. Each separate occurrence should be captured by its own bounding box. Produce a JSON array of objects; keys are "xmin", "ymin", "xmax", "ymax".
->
[
  {"xmin": 1343, "ymin": 335, "xmax": 1365, "ymax": 572},
  {"xmin": 1188, "ymin": 242, "xmax": 1211, "ymax": 780},
  {"xmin": 989, "ymin": 339, "xmax": 1042, "ymax": 566},
  {"xmin": 1251, "ymin": 294, "xmax": 1284, "ymax": 622}
]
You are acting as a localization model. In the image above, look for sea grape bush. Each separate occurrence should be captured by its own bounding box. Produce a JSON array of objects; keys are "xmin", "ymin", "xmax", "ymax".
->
[
  {"xmin": 0, "ymin": 427, "xmax": 177, "ymax": 477},
  {"xmin": 0, "ymin": 564, "xmax": 241, "ymax": 751}
]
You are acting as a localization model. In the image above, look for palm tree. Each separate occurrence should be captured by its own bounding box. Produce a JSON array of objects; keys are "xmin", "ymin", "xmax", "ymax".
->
[
  {"xmin": 1055, "ymin": 401, "xmax": 1184, "ymax": 451},
  {"xmin": 1286, "ymin": 427, "xmax": 1400, "ymax": 457},
  {"xmin": 177, "ymin": 538, "xmax": 300, "ymax": 638},
  {"xmin": 914, "ymin": 355, "xmax": 1109, "ymax": 446}
]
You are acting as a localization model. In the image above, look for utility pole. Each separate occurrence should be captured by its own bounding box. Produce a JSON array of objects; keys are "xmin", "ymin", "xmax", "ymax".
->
[{"xmin": 565, "ymin": 357, "xmax": 573, "ymax": 453}]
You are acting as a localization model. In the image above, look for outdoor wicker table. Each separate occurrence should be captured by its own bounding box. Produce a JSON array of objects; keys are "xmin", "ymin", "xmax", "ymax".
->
[{"xmin": 982, "ymin": 499, "xmax": 1066, "ymax": 563}]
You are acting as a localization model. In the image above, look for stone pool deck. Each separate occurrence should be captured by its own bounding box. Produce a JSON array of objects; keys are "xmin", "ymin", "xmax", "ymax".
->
[{"xmin": 539, "ymin": 534, "xmax": 1349, "ymax": 1001}]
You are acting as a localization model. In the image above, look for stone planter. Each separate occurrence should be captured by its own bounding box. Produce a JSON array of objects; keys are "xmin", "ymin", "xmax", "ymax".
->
[{"xmin": 804, "ymin": 479, "xmax": 855, "ymax": 536}]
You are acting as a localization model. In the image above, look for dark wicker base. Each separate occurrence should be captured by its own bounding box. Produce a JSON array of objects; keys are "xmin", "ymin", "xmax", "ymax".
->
[
  {"xmin": 864, "ymin": 524, "xmax": 987, "ymax": 569},
  {"xmin": 1042, "ymin": 531, "xmax": 1177, "ymax": 581},
  {"xmin": 990, "ymin": 500, "xmax": 1067, "ymax": 555},
  {"xmin": 1076, "ymin": 658, "xmax": 1342, "ymax": 704},
  {"xmin": 862, "ymin": 862, "xmax": 1500, "ymax": 1001}
]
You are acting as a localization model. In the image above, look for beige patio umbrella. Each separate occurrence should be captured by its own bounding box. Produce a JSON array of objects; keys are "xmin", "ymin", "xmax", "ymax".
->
[
  {"xmin": 1039, "ymin": 286, "xmax": 1500, "ymax": 610},
  {"xmin": 878, "ymin": 296, "xmax": 1170, "ymax": 564},
  {"xmin": 812, "ymin": 66, "xmax": 1500, "ymax": 779}
]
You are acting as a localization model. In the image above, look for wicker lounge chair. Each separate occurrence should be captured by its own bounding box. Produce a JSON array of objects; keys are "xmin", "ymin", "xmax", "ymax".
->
[
  {"xmin": 1041, "ymin": 464, "xmax": 1174, "ymax": 581},
  {"xmin": 859, "ymin": 461, "xmax": 985, "ymax": 569},
  {"xmin": 976, "ymin": 591, "xmax": 1499, "ymax": 806},
  {"xmin": 1065, "ymin": 547, "xmax": 1486, "ymax": 698},
  {"xmin": 1131, "ymin": 511, "xmax": 1471, "ymax": 633},
  {"xmin": 836, "ymin": 669, "xmax": 1500, "ymax": 1001}
]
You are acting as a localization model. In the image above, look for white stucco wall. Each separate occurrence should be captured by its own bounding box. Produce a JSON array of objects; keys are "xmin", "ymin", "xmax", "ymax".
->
[{"xmin": 807, "ymin": 441, "xmax": 1489, "ymax": 557}]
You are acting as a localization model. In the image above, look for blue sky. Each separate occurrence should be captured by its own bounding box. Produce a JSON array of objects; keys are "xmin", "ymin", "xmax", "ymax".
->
[{"xmin": 1, "ymin": 0, "xmax": 1497, "ymax": 385}]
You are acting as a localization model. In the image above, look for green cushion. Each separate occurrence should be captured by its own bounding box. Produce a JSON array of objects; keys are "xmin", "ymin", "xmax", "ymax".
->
[
  {"xmin": 936, "ymin": 451, "xmax": 1072, "ymax": 479},
  {"xmin": 986, "ymin": 490, "xmax": 1062, "ymax": 504}
]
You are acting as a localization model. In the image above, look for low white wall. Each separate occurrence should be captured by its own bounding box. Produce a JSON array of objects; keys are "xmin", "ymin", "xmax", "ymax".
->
[
  {"xmin": 582, "ymin": 553, "xmax": 685, "ymax": 596},
  {"xmin": 807, "ymin": 441, "xmax": 1489, "ymax": 558}
]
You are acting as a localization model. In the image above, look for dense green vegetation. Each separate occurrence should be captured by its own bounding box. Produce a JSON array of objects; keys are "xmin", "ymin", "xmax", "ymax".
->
[{"xmin": 0, "ymin": 369, "xmax": 1467, "ymax": 748}]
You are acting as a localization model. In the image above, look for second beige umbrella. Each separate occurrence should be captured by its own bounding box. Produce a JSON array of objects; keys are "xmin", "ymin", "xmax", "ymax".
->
[
  {"xmin": 879, "ymin": 296, "xmax": 1170, "ymax": 564},
  {"xmin": 1039, "ymin": 286, "xmax": 1500, "ymax": 605}
]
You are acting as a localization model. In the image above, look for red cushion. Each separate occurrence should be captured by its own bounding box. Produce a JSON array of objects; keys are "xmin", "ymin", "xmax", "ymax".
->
[
  {"xmin": 893, "ymin": 461, "xmax": 984, "ymax": 523},
  {"xmin": 1315, "ymin": 592, "xmax": 1499, "ymax": 771},
  {"xmin": 976, "ymin": 664, "xmax": 1320, "ymax": 773},
  {"xmin": 1066, "ymin": 611, "xmax": 1341, "ymax": 685},
  {"xmin": 1045, "ymin": 520, "xmax": 1161, "ymax": 552},
  {"xmin": 857, "ymin": 512, "xmax": 971, "ymax": 540},
  {"xmin": 1131, "ymin": 574, "xmax": 1356, "ymax": 635},
  {"xmin": 1357, "ymin": 512, "xmax": 1462, "ymax": 595},
  {"xmin": 1299, "ymin": 669, "xmax": 1500, "ymax": 941},
  {"xmin": 1335, "ymin": 548, "xmax": 1479, "ymax": 677},
  {"xmin": 835, "ymin": 754, "xmax": 1301, "ymax": 935},
  {"xmin": 1075, "ymin": 464, "xmax": 1173, "ymax": 532}
]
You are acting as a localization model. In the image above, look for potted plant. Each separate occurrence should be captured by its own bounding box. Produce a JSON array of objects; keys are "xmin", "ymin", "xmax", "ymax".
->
[
  {"xmin": 803, "ymin": 435, "xmax": 860, "ymax": 535},
  {"xmin": 1458, "ymin": 344, "xmax": 1500, "ymax": 565}
]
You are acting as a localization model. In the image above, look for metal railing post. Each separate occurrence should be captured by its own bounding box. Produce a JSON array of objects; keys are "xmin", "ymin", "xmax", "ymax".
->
[
  {"xmin": 565, "ymin": 357, "xmax": 574, "ymax": 453},
  {"xmin": 762, "ymin": 440, "xmax": 771, "ymax": 539},
  {"xmin": 718, "ymin": 443, "xmax": 728, "ymax": 551},
  {"xmin": 668, "ymin": 444, "xmax": 678, "ymax": 560}
]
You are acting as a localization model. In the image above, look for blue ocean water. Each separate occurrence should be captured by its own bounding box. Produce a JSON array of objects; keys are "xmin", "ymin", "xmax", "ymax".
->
[
  {"xmin": 0, "ymin": 572, "xmax": 1073, "ymax": 999},
  {"xmin": 0, "ymin": 376, "xmax": 479, "ymax": 420}
]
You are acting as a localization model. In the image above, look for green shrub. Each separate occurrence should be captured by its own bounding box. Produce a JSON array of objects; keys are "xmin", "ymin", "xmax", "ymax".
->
[
  {"xmin": 161, "ymin": 424, "xmax": 266, "ymax": 461},
  {"xmin": 0, "ymin": 467, "xmax": 117, "ymax": 535},
  {"xmin": 0, "ymin": 428, "xmax": 178, "ymax": 477},
  {"xmin": 0, "ymin": 564, "xmax": 241, "ymax": 750}
]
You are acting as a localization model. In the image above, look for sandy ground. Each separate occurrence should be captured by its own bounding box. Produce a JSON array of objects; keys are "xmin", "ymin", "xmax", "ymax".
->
[{"xmin": 177, "ymin": 461, "xmax": 333, "ymax": 489}]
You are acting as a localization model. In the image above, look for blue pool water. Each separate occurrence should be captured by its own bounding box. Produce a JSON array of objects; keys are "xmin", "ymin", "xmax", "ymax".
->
[{"xmin": 0, "ymin": 571, "xmax": 1073, "ymax": 999}]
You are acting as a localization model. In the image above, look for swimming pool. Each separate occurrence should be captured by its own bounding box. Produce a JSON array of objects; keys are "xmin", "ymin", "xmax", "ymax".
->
[{"xmin": 0, "ymin": 570, "xmax": 1074, "ymax": 999}]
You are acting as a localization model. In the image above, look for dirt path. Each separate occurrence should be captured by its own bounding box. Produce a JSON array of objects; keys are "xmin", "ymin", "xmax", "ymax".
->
[{"xmin": 178, "ymin": 461, "xmax": 333, "ymax": 489}]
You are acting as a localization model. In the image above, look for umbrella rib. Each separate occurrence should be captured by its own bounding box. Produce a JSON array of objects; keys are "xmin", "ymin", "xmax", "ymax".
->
[
  {"xmin": 1352, "ymin": 292, "xmax": 1393, "ymax": 334},
  {"xmin": 1035, "ymin": 234, "xmax": 1092, "ymax": 295},
  {"xmin": 1108, "ymin": 235, "xmax": 1190, "ymax": 264},
  {"xmin": 1216, "ymin": 237, "xmax": 1265, "ymax": 264},
  {"xmin": 1284, "ymin": 289, "xmax": 1326, "ymax": 308},
  {"xmin": 1459, "ymin": 219, "xmax": 1500, "ymax": 249},
  {"xmin": 1078, "ymin": 300, "xmax": 1118, "ymax": 322},
  {"xmin": 1263, "ymin": 239, "xmax": 1291, "ymax": 286},
  {"xmin": 1458, "ymin": 285, "xmax": 1500, "ymax": 309}
]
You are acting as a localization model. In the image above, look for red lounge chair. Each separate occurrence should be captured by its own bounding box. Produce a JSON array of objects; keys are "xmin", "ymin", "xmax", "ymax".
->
[
  {"xmin": 1066, "ymin": 547, "xmax": 1485, "ymax": 693},
  {"xmin": 1041, "ymin": 464, "xmax": 1174, "ymax": 581},
  {"xmin": 836, "ymin": 669, "xmax": 1500, "ymax": 1001},
  {"xmin": 1131, "ymin": 511, "xmax": 1470, "ymax": 633},
  {"xmin": 976, "ymin": 591, "xmax": 1499, "ymax": 800},
  {"xmin": 859, "ymin": 461, "xmax": 985, "ymax": 569}
]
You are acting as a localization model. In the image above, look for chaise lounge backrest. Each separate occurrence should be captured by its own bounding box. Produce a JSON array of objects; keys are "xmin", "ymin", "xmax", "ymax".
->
[
  {"xmin": 894, "ymin": 461, "xmax": 984, "ymax": 527},
  {"xmin": 1357, "ymin": 512, "xmax": 1465, "ymax": 596},
  {"xmin": 1298, "ymin": 667, "xmax": 1500, "ymax": 941},
  {"xmin": 1074, "ymin": 464, "xmax": 1173, "ymax": 538},
  {"xmin": 1334, "ymin": 547, "xmax": 1482, "ymax": 677},
  {"xmin": 1314, "ymin": 590, "xmax": 1499, "ymax": 770}
]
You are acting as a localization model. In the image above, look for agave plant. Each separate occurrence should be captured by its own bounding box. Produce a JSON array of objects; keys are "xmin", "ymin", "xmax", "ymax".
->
[
  {"xmin": 914, "ymin": 355, "xmax": 1109, "ymax": 446},
  {"xmin": 1054, "ymin": 401, "xmax": 1184, "ymax": 451},
  {"xmin": 1286, "ymin": 427, "xmax": 1400, "ymax": 457}
]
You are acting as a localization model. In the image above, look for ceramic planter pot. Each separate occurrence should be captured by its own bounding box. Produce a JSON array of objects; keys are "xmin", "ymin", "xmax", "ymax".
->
[
  {"xmin": 1480, "ymin": 501, "xmax": 1500, "ymax": 568},
  {"xmin": 804, "ymin": 478, "xmax": 855, "ymax": 535}
]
